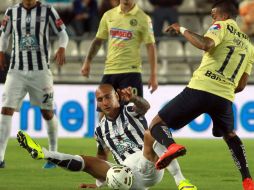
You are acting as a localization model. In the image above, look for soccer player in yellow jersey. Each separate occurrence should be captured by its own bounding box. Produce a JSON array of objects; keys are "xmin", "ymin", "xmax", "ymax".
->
[
  {"xmin": 81, "ymin": 0, "xmax": 158, "ymax": 96},
  {"xmin": 149, "ymin": 1, "xmax": 254, "ymax": 190}
]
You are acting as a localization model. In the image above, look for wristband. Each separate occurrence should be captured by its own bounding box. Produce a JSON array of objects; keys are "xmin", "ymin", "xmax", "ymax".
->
[{"xmin": 179, "ymin": 27, "xmax": 187, "ymax": 35}]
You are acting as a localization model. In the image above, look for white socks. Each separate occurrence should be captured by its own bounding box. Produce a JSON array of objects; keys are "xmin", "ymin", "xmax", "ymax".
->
[
  {"xmin": 153, "ymin": 141, "xmax": 185, "ymax": 185},
  {"xmin": 42, "ymin": 148, "xmax": 85, "ymax": 171},
  {"xmin": 45, "ymin": 115, "xmax": 58, "ymax": 152},
  {"xmin": 0, "ymin": 114, "xmax": 12, "ymax": 162}
]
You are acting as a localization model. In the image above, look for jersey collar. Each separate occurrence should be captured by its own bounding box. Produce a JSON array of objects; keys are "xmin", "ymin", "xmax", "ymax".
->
[{"xmin": 117, "ymin": 4, "xmax": 139, "ymax": 15}]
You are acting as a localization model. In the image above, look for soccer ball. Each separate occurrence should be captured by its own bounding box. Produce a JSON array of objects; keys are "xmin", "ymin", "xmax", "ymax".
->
[{"xmin": 106, "ymin": 165, "xmax": 134, "ymax": 190}]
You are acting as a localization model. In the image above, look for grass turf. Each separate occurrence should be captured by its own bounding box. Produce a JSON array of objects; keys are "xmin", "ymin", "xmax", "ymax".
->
[{"xmin": 0, "ymin": 138, "xmax": 253, "ymax": 190}]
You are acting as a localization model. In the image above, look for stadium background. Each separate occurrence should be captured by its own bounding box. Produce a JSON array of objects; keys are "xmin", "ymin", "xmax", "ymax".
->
[
  {"xmin": 0, "ymin": 0, "xmax": 253, "ymax": 138},
  {"xmin": 0, "ymin": 0, "xmax": 253, "ymax": 189}
]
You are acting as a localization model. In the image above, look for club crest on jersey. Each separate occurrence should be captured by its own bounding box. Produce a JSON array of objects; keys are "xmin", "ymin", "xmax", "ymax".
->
[
  {"xmin": 55, "ymin": 18, "xmax": 63, "ymax": 28},
  {"xmin": 209, "ymin": 24, "xmax": 221, "ymax": 31},
  {"xmin": 130, "ymin": 19, "xmax": 137, "ymax": 26},
  {"xmin": 110, "ymin": 28, "xmax": 133, "ymax": 40}
]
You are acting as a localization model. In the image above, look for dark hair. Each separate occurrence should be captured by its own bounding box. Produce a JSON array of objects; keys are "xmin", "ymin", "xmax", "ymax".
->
[{"xmin": 212, "ymin": 0, "xmax": 238, "ymax": 18}]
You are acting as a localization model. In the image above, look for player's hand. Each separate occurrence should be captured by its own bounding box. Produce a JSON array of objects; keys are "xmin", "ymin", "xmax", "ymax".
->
[
  {"xmin": 81, "ymin": 61, "xmax": 90, "ymax": 78},
  {"xmin": 54, "ymin": 47, "xmax": 66, "ymax": 66},
  {"xmin": 79, "ymin": 183, "xmax": 97, "ymax": 188},
  {"xmin": 165, "ymin": 23, "xmax": 181, "ymax": 34},
  {"xmin": 0, "ymin": 52, "xmax": 6, "ymax": 71},
  {"xmin": 117, "ymin": 87, "xmax": 134, "ymax": 102},
  {"xmin": 148, "ymin": 75, "xmax": 158, "ymax": 93}
]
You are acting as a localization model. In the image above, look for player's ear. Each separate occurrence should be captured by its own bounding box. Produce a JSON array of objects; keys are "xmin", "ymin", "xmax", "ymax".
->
[
  {"xmin": 115, "ymin": 91, "xmax": 120, "ymax": 101},
  {"xmin": 223, "ymin": 13, "xmax": 230, "ymax": 20}
]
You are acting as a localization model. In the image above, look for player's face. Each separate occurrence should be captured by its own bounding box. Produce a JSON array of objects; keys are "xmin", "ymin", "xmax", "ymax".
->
[
  {"xmin": 120, "ymin": 0, "xmax": 135, "ymax": 6},
  {"xmin": 22, "ymin": 0, "xmax": 37, "ymax": 8},
  {"xmin": 96, "ymin": 87, "xmax": 120, "ymax": 117},
  {"xmin": 211, "ymin": 7, "xmax": 227, "ymax": 24}
]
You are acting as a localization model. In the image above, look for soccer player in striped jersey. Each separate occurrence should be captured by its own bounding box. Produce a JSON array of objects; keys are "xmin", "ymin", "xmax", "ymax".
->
[
  {"xmin": 0, "ymin": 0, "xmax": 69, "ymax": 169},
  {"xmin": 149, "ymin": 1, "xmax": 254, "ymax": 190},
  {"xmin": 17, "ymin": 84, "xmax": 196, "ymax": 190}
]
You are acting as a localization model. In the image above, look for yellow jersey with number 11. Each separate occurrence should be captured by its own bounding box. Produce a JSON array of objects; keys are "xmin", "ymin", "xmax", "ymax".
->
[{"xmin": 188, "ymin": 19, "xmax": 254, "ymax": 101}]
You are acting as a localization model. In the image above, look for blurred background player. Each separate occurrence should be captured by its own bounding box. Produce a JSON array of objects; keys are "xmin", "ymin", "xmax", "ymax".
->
[
  {"xmin": 0, "ymin": 0, "xmax": 69, "ymax": 168},
  {"xmin": 71, "ymin": 0, "xmax": 99, "ymax": 36},
  {"xmin": 81, "ymin": 0, "xmax": 158, "ymax": 97},
  {"xmin": 98, "ymin": 0, "xmax": 120, "ymax": 18},
  {"xmin": 239, "ymin": 0, "xmax": 254, "ymax": 36},
  {"xmin": 148, "ymin": 0, "xmax": 183, "ymax": 40},
  {"xmin": 148, "ymin": 1, "xmax": 254, "ymax": 190}
]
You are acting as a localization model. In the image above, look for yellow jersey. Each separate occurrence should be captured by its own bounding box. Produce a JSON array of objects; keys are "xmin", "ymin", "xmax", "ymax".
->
[
  {"xmin": 188, "ymin": 19, "xmax": 254, "ymax": 101},
  {"xmin": 96, "ymin": 4, "xmax": 155, "ymax": 74}
]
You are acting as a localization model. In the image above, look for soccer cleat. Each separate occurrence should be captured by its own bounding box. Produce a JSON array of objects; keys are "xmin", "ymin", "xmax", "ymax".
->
[
  {"xmin": 156, "ymin": 143, "xmax": 186, "ymax": 170},
  {"xmin": 178, "ymin": 179, "xmax": 197, "ymax": 190},
  {"xmin": 17, "ymin": 131, "xmax": 44, "ymax": 160},
  {"xmin": 43, "ymin": 161, "xmax": 56, "ymax": 169},
  {"xmin": 243, "ymin": 178, "xmax": 254, "ymax": 190},
  {"xmin": 0, "ymin": 160, "xmax": 5, "ymax": 168}
]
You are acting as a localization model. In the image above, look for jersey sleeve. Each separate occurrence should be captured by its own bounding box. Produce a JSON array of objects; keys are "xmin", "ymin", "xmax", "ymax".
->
[
  {"xmin": 125, "ymin": 103, "xmax": 139, "ymax": 117},
  {"xmin": 96, "ymin": 13, "xmax": 108, "ymax": 40},
  {"xmin": 204, "ymin": 21, "xmax": 225, "ymax": 47},
  {"xmin": 94, "ymin": 126, "xmax": 107, "ymax": 150},
  {"xmin": 141, "ymin": 15, "xmax": 155, "ymax": 44},
  {"xmin": 48, "ymin": 5, "xmax": 66, "ymax": 34},
  {"xmin": 245, "ymin": 46, "xmax": 254, "ymax": 75}
]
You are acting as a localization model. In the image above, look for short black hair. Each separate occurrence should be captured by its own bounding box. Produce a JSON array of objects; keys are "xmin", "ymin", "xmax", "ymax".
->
[{"xmin": 212, "ymin": 0, "xmax": 238, "ymax": 18}]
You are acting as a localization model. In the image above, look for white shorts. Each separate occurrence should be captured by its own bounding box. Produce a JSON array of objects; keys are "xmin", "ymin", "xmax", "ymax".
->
[
  {"xmin": 123, "ymin": 151, "xmax": 164, "ymax": 190},
  {"xmin": 1, "ymin": 69, "xmax": 54, "ymax": 111}
]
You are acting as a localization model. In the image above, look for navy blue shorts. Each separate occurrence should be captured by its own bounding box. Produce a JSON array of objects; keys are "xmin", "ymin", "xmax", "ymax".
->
[
  {"xmin": 158, "ymin": 87, "xmax": 234, "ymax": 137},
  {"xmin": 101, "ymin": 73, "xmax": 143, "ymax": 97}
]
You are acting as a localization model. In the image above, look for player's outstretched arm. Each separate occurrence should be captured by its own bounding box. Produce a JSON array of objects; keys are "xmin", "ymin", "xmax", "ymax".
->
[
  {"xmin": 81, "ymin": 38, "xmax": 104, "ymax": 78},
  {"xmin": 54, "ymin": 30, "xmax": 69, "ymax": 66},
  {"xmin": 146, "ymin": 43, "xmax": 158, "ymax": 93},
  {"xmin": 165, "ymin": 23, "xmax": 215, "ymax": 51},
  {"xmin": 118, "ymin": 87, "xmax": 150, "ymax": 115}
]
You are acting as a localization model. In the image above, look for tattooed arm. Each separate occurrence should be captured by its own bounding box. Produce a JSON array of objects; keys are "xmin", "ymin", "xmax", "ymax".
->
[
  {"xmin": 118, "ymin": 87, "xmax": 151, "ymax": 115},
  {"xmin": 131, "ymin": 95, "xmax": 151, "ymax": 115},
  {"xmin": 183, "ymin": 30, "xmax": 215, "ymax": 51},
  {"xmin": 81, "ymin": 37, "xmax": 104, "ymax": 77},
  {"xmin": 165, "ymin": 23, "xmax": 215, "ymax": 51}
]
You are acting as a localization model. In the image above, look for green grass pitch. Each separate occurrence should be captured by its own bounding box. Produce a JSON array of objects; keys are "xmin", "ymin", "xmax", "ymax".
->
[{"xmin": 1, "ymin": 138, "xmax": 253, "ymax": 190}]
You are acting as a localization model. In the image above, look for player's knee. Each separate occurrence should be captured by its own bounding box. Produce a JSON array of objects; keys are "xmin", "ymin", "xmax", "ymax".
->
[
  {"xmin": 1, "ymin": 107, "xmax": 15, "ymax": 115},
  {"xmin": 69, "ymin": 155, "xmax": 85, "ymax": 171},
  {"xmin": 223, "ymin": 131, "xmax": 237, "ymax": 141},
  {"xmin": 41, "ymin": 110, "xmax": 54, "ymax": 120},
  {"xmin": 144, "ymin": 130, "xmax": 154, "ymax": 144}
]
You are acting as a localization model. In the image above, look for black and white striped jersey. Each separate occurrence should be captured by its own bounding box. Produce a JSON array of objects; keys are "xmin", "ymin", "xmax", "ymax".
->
[
  {"xmin": 0, "ymin": 2, "xmax": 66, "ymax": 71},
  {"xmin": 95, "ymin": 104, "xmax": 148, "ymax": 164}
]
